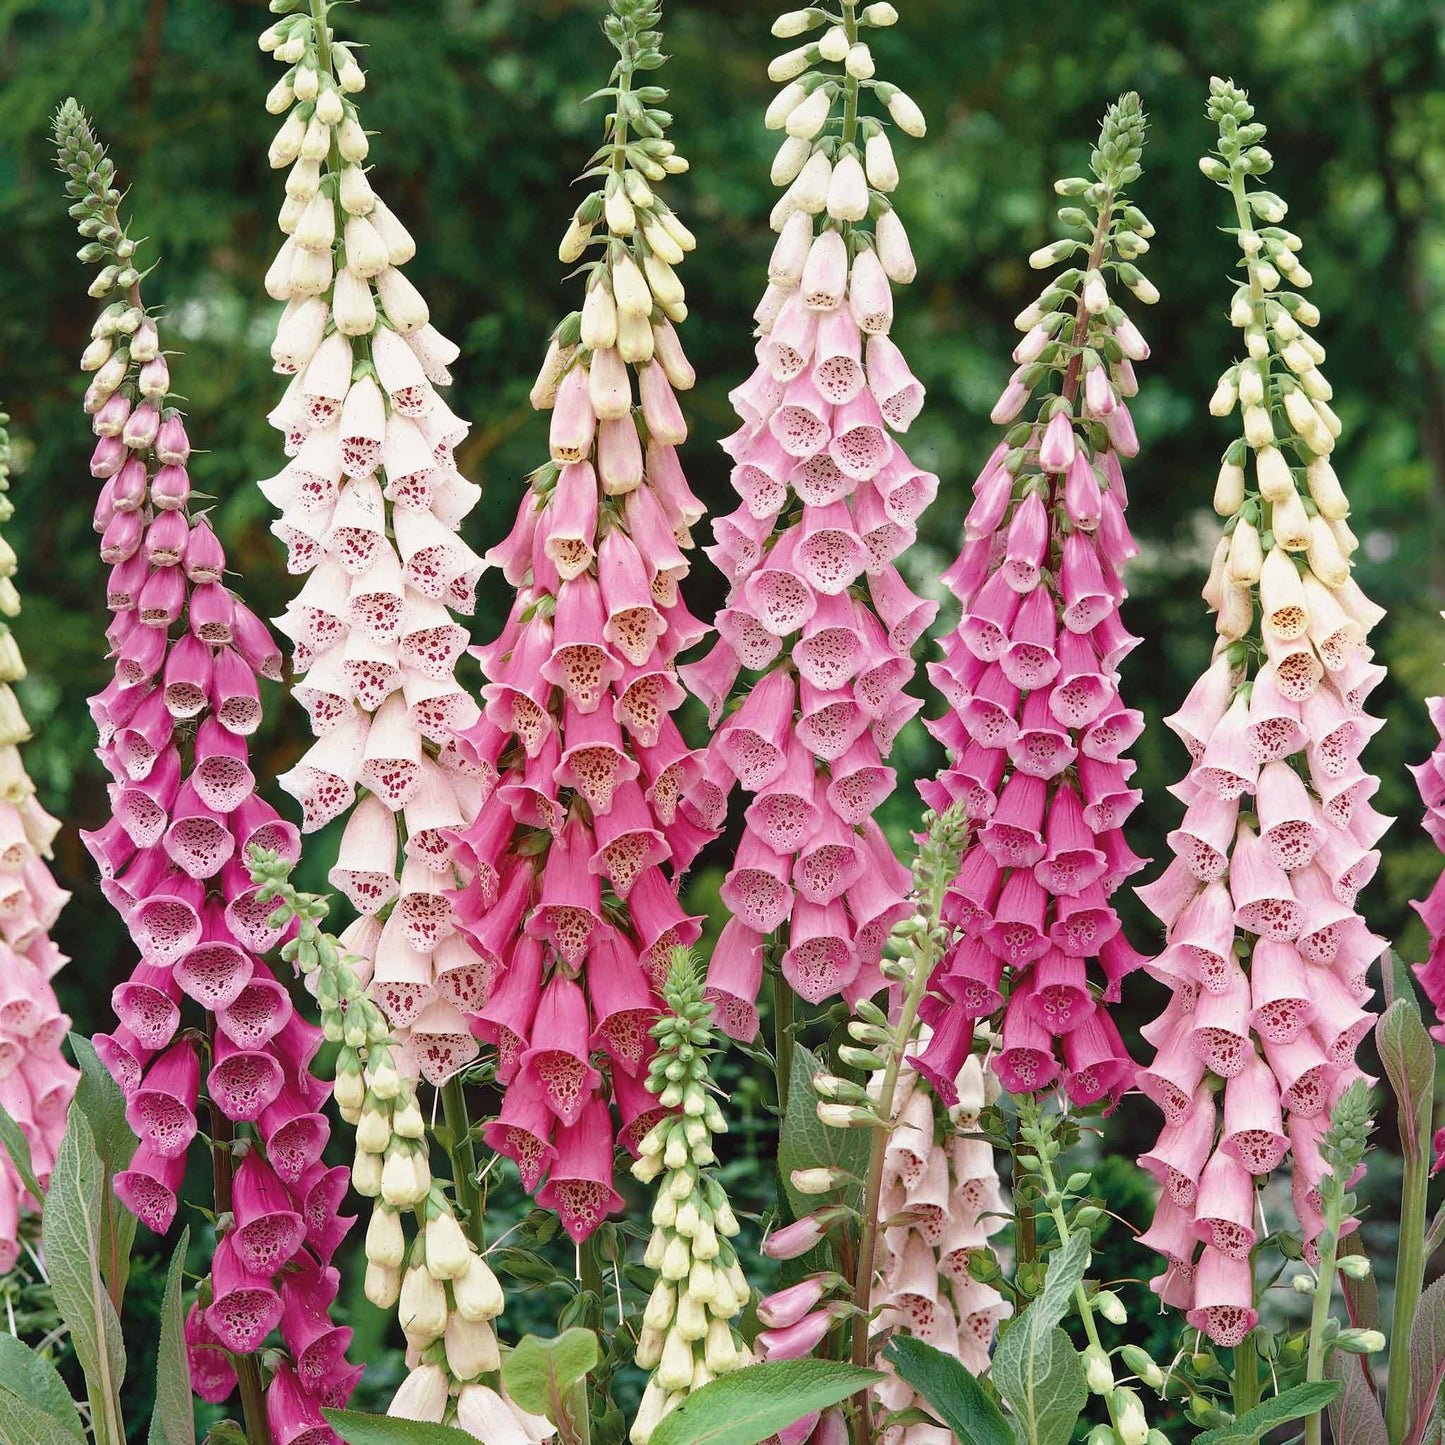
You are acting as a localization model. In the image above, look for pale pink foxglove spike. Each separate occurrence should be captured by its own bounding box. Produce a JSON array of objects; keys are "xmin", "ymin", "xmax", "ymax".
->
[{"xmin": 1134, "ymin": 79, "xmax": 1387, "ymax": 1335}]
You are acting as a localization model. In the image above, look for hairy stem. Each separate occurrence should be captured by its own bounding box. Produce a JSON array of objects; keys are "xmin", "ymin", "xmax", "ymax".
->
[
  {"xmin": 773, "ymin": 959, "xmax": 794, "ymax": 1117},
  {"xmin": 1388, "ymin": 1141, "xmax": 1430, "ymax": 1443},
  {"xmin": 1305, "ymin": 1229, "xmax": 1340, "ymax": 1445},
  {"xmin": 440, "ymin": 1074, "xmax": 485, "ymax": 1252},
  {"xmin": 1232, "ymin": 1330, "xmax": 1260, "ymax": 1419}
]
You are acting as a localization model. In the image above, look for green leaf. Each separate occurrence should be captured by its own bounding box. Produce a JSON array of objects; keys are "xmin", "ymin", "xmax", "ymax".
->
[
  {"xmin": 323, "ymin": 1411, "xmax": 481, "ymax": 1445},
  {"xmin": 148, "ymin": 1225, "xmax": 195, "ymax": 1445},
  {"xmin": 0, "ymin": 1335, "xmax": 84, "ymax": 1439},
  {"xmin": 1325, "ymin": 1354, "xmax": 1387, "ymax": 1445},
  {"xmin": 0, "ymin": 1391, "xmax": 90, "ymax": 1445},
  {"xmin": 41, "ymin": 1105, "xmax": 126, "ymax": 1445},
  {"xmin": 200, "ymin": 1424, "xmax": 248, "ymax": 1445},
  {"xmin": 884, "ymin": 1336, "xmax": 1015, "ymax": 1445},
  {"xmin": 777, "ymin": 1043, "xmax": 870, "ymax": 1218},
  {"xmin": 1377, "ymin": 998, "xmax": 1435, "ymax": 1169},
  {"xmin": 1407, "ymin": 1274, "xmax": 1445, "ymax": 1439},
  {"xmin": 500, "ymin": 1327, "xmax": 599, "ymax": 1423},
  {"xmin": 993, "ymin": 1232, "xmax": 1091, "ymax": 1445},
  {"xmin": 68, "ymin": 1034, "xmax": 138, "ymax": 1308},
  {"xmin": 0, "ymin": 1099, "xmax": 42, "ymax": 1204},
  {"xmin": 648, "ymin": 1360, "xmax": 884, "ymax": 1445},
  {"xmin": 1195, "ymin": 1381, "xmax": 1344, "ymax": 1444}
]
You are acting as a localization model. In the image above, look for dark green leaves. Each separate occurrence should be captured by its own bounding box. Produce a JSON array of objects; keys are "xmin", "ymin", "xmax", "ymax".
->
[
  {"xmin": 1195, "ymin": 1381, "xmax": 1343, "ymax": 1444},
  {"xmin": 884, "ymin": 1336, "xmax": 1014, "ymax": 1445},
  {"xmin": 323, "ymin": 1412, "xmax": 481, "ymax": 1445},
  {"xmin": 148, "ymin": 1226, "xmax": 195, "ymax": 1445},
  {"xmin": 777, "ymin": 1043, "xmax": 869, "ymax": 1218},
  {"xmin": 992, "ymin": 1231, "xmax": 1090, "ymax": 1445},
  {"xmin": 648, "ymin": 1360, "xmax": 883, "ymax": 1445},
  {"xmin": 0, "ymin": 1334, "xmax": 84, "ymax": 1440}
]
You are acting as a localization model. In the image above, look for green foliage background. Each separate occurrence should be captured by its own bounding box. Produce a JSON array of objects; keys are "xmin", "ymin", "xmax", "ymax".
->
[{"xmin": 1, "ymin": 0, "xmax": 1443, "ymax": 1432}]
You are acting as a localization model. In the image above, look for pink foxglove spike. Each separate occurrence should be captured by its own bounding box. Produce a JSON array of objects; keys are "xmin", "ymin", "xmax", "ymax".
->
[
  {"xmin": 1134, "ymin": 79, "xmax": 1387, "ymax": 1343},
  {"xmin": 686, "ymin": 4, "xmax": 938, "ymax": 1021},
  {"xmin": 57, "ymin": 98, "xmax": 355, "ymax": 1428},
  {"xmin": 924, "ymin": 95, "xmax": 1154, "ymax": 1112}
]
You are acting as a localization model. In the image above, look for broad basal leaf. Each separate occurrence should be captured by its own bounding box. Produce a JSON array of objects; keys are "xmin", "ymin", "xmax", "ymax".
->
[
  {"xmin": 41, "ymin": 1106, "xmax": 126, "ymax": 1441},
  {"xmin": 1326, "ymin": 1354, "xmax": 1387, "ymax": 1445},
  {"xmin": 1195, "ymin": 1381, "xmax": 1343, "ymax": 1444},
  {"xmin": 884, "ymin": 1336, "xmax": 1014, "ymax": 1445},
  {"xmin": 148, "ymin": 1226, "xmax": 195, "ymax": 1445},
  {"xmin": 0, "ymin": 1334, "xmax": 84, "ymax": 1439},
  {"xmin": 648, "ymin": 1360, "xmax": 884, "ymax": 1445}
]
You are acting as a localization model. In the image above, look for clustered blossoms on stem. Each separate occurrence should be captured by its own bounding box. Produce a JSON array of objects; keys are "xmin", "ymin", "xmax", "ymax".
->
[
  {"xmin": 249, "ymin": 854, "xmax": 551, "ymax": 1442},
  {"xmin": 756, "ymin": 809, "xmax": 1008, "ymax": 1445},
  {"xmin": 456, "ymin": 0, "xmax": 712, "ymax": 1238},
  {"xmin": 56, "ymin": 101, "xmax": 357, "ymax": 1432},
  {"xmin": 0, "ymin": 413, "xmax": 77, "ymax": 1272},
  {"xmin": 1135, "ymin": 79, "xmax": 1386, "ymax": 1347},
  {"xmin": 866, "ymin": 1053, "xmax": 1007, "ymax": 1442},
  {"xmin": 922, "ymin": 94, "xmax": 1153, "ymax": 1111},
  {"xmin": 630, "ymin": 953, "xmax": 751, "ymax": 1443},
  {"xmin": 683, "ymin": 1, "xmax": 933, "ymax": 1019},
  {"xmin": 257, "ymin": 0, "xmax": 489, "ymax": 1087}
]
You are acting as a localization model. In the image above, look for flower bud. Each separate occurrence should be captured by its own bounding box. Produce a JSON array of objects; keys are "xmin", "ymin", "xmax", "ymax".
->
[
  {"xmin": 399, "ymin": 1263, "xmax": 448, "ymax": 1344},
  {"xmin": 1336, "ymin": 1328, "xmax": 1386, "ymax": 1354},
  {"xmin": 1113, "ymin": 1387, "xmax": 1148, "ymax": 1445},
  {"xmin": 452, "ymin": 1253, "xmax": 506, "ymax": 1322},
  {"xmin": 388, "ymin": 1362, "xmax": 449, "ymax": 1422},
  {"xmin": 445, "ymin": 1312, "xmax": 500, "ymax": 1379},
  {"xmin": 425, "ymin": 1210, "xmax": 473, "ymax": 1280},
  {"xmin": 1083, "ymin": 1344, "xmax": 1114, "ymax": 1394},
  {"xmin": 365, "ymin": 1205, "xmax": 406, "ymax": 1268},
  {"xmin": 887, "ymin": 89, "xmax": 926, "ymax": 137}
]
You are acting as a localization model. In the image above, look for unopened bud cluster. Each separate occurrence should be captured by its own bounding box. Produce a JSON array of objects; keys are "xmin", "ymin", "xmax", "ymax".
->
[
  {"xmin": 250, "ymin": 853, "xmax": 533, "ymax": 1432},
  {"xmin": 630, "ymin": 953, "xmax": 750, "ymax": 1442}
]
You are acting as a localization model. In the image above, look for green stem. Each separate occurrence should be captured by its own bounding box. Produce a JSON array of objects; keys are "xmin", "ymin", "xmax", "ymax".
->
[
  {"xmin": 848, "ymin": 948, "xmax": 940, "ymax": 1443},
  {"xmin": 1033, "ymin": 1118, "xmax": 1129, "ymax": 1438},
  {"xmin": 440, "ymin": 1075, "xmax": 485, "ymax": 1252},
  {"xmin": 1232, "ymin": 1330, "xmax": 1261, "ymax": 1419},
  {"xmin": 773, "ymin": 956, "xmax": 794, "ymax": 1117},
  {"xmin": 1388, "ymin": 1142, "xmax": 1430, "ymax": 1443},
  {"xmin": 839, "ymin": 1, "xmax": 860, "ymax": 149},
  {"xmin": 1305, "ymin": 1229, "xmax": 1340, "ymax": 1445}
]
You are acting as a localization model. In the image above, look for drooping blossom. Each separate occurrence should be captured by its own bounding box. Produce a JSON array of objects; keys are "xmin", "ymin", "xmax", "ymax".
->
[
  {"xmin": 868, "ymin": 1055, "xmax": 1008, "ymax": 1442},
  {"xmin": 249, "ymin": 856, "xmax": 543, "ymax": 1436},
  {"xmin": 629, "ymin": 953, "xmax": 751, "ymax": 1443},
  {"xmin": 252, "ymin": 9, "xmax": 546, "ymax": 1432},
  {"xmin": 683, "ymin": 0, "xmax": 934, "ymax": 1021},
  {"xmin": 255, "ymin": 1, "xmax": 485, "ymax": 1097},
  {"xmin": 0, "ymin": 413, "xmax": 78, "ymax": 1272},
  {"xmin": 455, "ymin": 0, "xmax": 713, "ymax": 1235},
  {"xmin": 56, "ymin": 100, "xmax": 355, "ymax": 1427},
  {"xmin": 1134, "ymin": 79, "xmax": 1385, "ymax": 1346},
  {"xmin": 756, "ymin": 1048, "xmax": 1007, "ymax": 1445},
  {"xmin": 920, "ymin": 94, "xmax": 1154, "ymax": 1111}
]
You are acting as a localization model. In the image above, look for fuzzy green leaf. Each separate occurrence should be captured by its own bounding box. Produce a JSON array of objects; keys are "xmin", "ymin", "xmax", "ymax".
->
[
  {"xmin": 0, "ymin": 1391, "xmax": 88, "ymax": 1445},
  {"xmin": 68, "ymin": 1034, "xmax": 138, "ymax": 1307},
  {"xmin": 884, "ymin": 1336, "xmax": 1015, "ymax": 1445},
  {"xmin": 1326, "ymin": 1353, "xmax": 1387, "ymax": 1445},
  {"xmin": 323, "ymin": 1411, "xmax": 482, "ymax": 1445},
  {"xmin": 500, "ymin": 1328, "xmax": 599, "ymax": 1422},
  {"xmin": 148, "ymin": 1225, "xmax": 195, "ymax": 1445},
  {"xmin": 0, "ymin": 1334, "xmax": 84, "ymax": 1439},
  {"xmin": 649, "ymin": 1360, "xmax": 884, "ymax": 1445},
  {"xmin": 1378, "ymin": 997, "xmax": 1435, "ymax": 1169},
  {"xmin": 0, "ymin": 1098, "xmax": 42, "ymax": 1204},
  {"xmin": 992, "ymin": 1232, "xmax": 1090, "ymax": 1445},
  {"xmin": 777, "ymin": 1043, "xmax": 869, "ymax": 1218},
  {"xmin": 41, "ymin": 1106, "xmax": 126, "ymax": 1444},
  {"xmin": 1195, "ymin": 1381, "xmax": 1343, "ymax": 1444}
]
